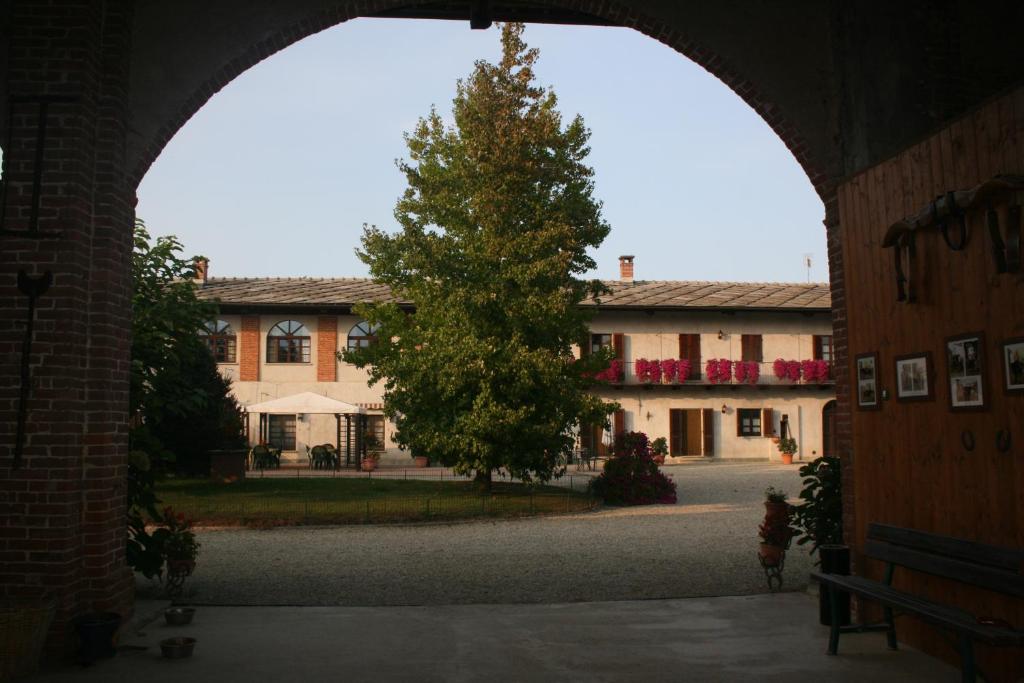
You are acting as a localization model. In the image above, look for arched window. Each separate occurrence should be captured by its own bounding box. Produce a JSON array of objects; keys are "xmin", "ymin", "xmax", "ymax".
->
[
  {"xmin": 347, "ymin": 320, "xmax": 380, "ymax": 350},
  {"xmin": 267, "ymin": 320, "xmax": 311, "ymax": 363},
  {"xmin": 199, "ymin": 319, "xmax": 236, "ymax": 363}
]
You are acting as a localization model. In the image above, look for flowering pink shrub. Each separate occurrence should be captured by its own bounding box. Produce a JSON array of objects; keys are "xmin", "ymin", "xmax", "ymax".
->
[
  {"xmin": 786, "ymin": 360, "xmax": 802, "ymax": 382},
  {"xmin": 705, "ymin": 359, "xmax": 720, "ymax": 384},
  {"xmin": 649, "ymin": 360, "xmax": 662, "ymax": 383},
  {"xmin": 588, "ymin": 431, "xmax": 678, "ymax": 505},
  {"xmin": 660, "ymin": 359, "xmax": 677, "ymax": 383},
  {"xmin": 735, "ymin": 361, "xmax": 748, "ymax": 383},
  {"xmin": 745, "ymin": 362, "xmax": 760, "ymax": 385},
  {"xmin": 594, "ymin": 359, "xmax": 623, "ymax": 382},
  {"xmin": 773, "ymin": 358, "xmax": 788, "ymax": 380},
  {"xmin": 677, "ymin": 359, "xmax": 692, "ymax": 382},
  {"xmin": 635, "ymin": 358, "xmax": 652, "ymax": 383},
  {"xmin": 801, "ymin": 359, "xmax": 817, "ymax": 383},
  {"xmin": 705, "ymin": 358, "xmax": 734, "ymax": 384},
  {"xmin": 718, "ymin": 359, "xmax": 733, "ymax": 383},
  {"xmin": 814, "ymin": 360, "xmax": 831, "ymax": 382}
]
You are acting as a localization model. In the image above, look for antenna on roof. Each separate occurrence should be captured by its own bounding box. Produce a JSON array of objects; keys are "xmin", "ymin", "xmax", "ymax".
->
[{"xmin": 802, "ymin": 253, "xmax": 813, "ymax": 283}]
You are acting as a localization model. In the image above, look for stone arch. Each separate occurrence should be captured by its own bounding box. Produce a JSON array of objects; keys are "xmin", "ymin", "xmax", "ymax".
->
[{"xmin": 127, "ymin": 0, "xmax": 838, "ymax": 199}]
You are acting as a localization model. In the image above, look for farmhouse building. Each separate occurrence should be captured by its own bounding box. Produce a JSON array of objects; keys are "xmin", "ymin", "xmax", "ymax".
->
[{"xmin": 196, "ymin": 257, "xmax": 834, "ymax": 465}]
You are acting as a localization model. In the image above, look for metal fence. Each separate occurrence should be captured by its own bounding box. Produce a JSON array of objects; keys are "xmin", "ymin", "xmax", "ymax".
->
[
  {"xmin": 169, "ymin": 489, "xmax": 599, "ymax": 525},
  {"xmin": 246, "ymin": 466, "xmax": 599, "ymax": 492}
]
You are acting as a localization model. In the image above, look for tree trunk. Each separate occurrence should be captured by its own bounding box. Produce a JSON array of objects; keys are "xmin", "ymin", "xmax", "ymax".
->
[{"xmin": 474, "ymin": 468, "xmax": 492, "ymax": 493}]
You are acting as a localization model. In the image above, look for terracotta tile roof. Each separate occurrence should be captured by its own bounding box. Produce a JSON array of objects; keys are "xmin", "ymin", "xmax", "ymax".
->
[
  {"xmin": 197, "ymin": 277, "xmax": 409, "ymax": 307},
  {"xmin": 593, "ymin": 280, "xmax": 831, "ymax": 310},
  {"xmin": 197, "ymin": 277, "xmax": 831, "ymax": 311}
]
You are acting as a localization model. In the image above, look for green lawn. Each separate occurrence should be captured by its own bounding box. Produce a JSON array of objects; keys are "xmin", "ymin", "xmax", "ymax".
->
[{"xmin": 156, "ymin": 477, "xmax": 598, "ymax": 527}]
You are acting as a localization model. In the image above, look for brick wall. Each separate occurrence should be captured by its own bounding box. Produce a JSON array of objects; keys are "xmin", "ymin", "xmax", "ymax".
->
[
  {"xmin": 0, "ymin": 0, "xmax": 135, "ymax": 654},
  {"xmin": 317, "ymin": 316, "xmax": 337, "ymax": 382},
  {"xmin": 239, "ymin": 315, "xmax": 260, "ymax": 382}
]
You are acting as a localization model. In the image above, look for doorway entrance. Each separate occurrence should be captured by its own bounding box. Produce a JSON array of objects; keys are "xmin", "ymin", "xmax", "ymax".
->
[
  {"xmin": 822, "ymin": 400, "xmax": 837, "ymax": 458},
  {"xmin": 669, "ymin": 408, "xmax": 706, "ymax": 456}
]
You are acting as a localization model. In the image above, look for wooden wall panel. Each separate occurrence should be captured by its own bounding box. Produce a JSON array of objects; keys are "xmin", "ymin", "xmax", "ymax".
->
[{"xmin": 838, "ymin": 86, "xmax": 1024, "ymax": 681}]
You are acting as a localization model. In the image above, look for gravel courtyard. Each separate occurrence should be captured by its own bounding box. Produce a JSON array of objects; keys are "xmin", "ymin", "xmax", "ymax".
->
[{"xmin": 152, "ymin": 462, "xmax": 815, "ymax": 606}]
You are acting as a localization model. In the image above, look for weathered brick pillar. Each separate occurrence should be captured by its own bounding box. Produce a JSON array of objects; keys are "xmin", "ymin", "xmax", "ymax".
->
[
  {"xmin": 0, "ymin": 0, "xmax": 135, "ymax": 654},
  {"xmin": 317, "ymin": 316, "xmax": 338, "ymax": 381},
  {"xmin": 823, "ymin": 189, "xmax": 856, "ymax": 569},
  {"xmin": 239, "ymin": 315, "xmax": 261, "ymax": 381}
]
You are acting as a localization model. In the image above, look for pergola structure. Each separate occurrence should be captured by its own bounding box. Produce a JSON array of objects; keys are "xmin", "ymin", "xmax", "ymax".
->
[{"xmin": 244, "ymin": 392, "xmax": 368, "ymax": 469}]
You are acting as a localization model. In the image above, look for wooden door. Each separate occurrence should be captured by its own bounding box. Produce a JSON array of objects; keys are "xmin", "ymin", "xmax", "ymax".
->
[
  {"xmin": 701, "ymin": 408, "xmax": 714, "ymax": 456},
  {"xmin": 822, "ymin": 400, "xmax": 836, "ymax": 457},
  {"xmin": 669, "ymin": 409, "xmax": 686, "ymax": 455}
]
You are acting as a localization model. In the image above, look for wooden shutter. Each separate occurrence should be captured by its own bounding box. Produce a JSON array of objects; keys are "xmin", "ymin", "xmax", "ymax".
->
[
  {"xmin": 612, "ymin": 333, "xmax": 625, "ymax": 361},
  {"xmin": 669, "ymin": 409, "xmax": 681, "ymax": 456},
  {"xmin": 742, "ymin": 334, "xmax": 763, "ymax": 362},
  {"xmin": 613, "ymin": 409, "xmax": 625, "ymax": 438},
  {"xmin": 701, "ymin": 408, "xmax": 714, "ymax": 456},
  {"xmin": 678, "ymin": 333, "xmax": 701, "ymax": 379},
  {"xmin": 813, "ymin": 335, "xmax": 823, "ymax": 360},
  {"xmin": 736, "ymin": 410, "xmax": 744, "ymax": 437},
  {"xmin": 762, "ymin": 408, "xmax": 775, "ymax": 437},
  {"xmin": 579, "ymin": 333, "xmax": 591, "ymax": 358}
]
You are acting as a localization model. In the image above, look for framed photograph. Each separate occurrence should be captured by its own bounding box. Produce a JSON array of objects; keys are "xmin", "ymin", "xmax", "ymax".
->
[
  {"xmin": 894, "ymin": 352, "xmax": 934, "ymax": 402},
  {"xmin": 1001, "ymin": 337, "xmax": 1024, "ymax": 393},
  {"xmin": 945, "ymin": 332, "xmax": 986, "ymax": 410},
  {"xmin": 855, "ymin": 352, "xmax": 880, "ymax": 409}
]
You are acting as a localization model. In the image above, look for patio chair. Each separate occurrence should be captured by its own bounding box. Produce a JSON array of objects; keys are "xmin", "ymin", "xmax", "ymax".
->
[{"xmin": 250, "ymin": 444, "xmax": 272, "ymax": 470}]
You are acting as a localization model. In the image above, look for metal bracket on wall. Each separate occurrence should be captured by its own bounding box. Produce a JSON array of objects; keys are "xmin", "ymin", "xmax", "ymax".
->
[
  {"xmin": 882, "ymin": 175, "xmax": 1024, "ymax": 296},
  {"xmin": 13, "ymin": 269, "xmax": 52, "ymax": 469},
  {"xmin": 987, "ymin": 204, "xmax": 1021, "ymax": 273},
  {"xmin": 0, "ymin": 95, "xmax": 78, "ymax": 239},
  {"xmin": 881, "ymin": 227, "xmax": 916, "ymax": 303},
  {"xmin": 933, "ymin": 192, "xmax": 968, "ymax": 250}
]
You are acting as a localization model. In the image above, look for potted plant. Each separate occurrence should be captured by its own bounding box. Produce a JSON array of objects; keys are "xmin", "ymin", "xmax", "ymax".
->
[
  {"xmin": 790, "ymin": 455, "xmax": 849, "ymax": 625},
  {"xmin": 362, "ymin": 433, "xmax": 382, "ymax": 471},
  {"xmin": 776, "ymin": 437, "xmax": 797, "ymax": 465},
  {"xmin": 650, "ymin": 437, "xmax": 668, "ymax": 465},
  {"xmin": 158, "ymin": 507, "xmax": 199, "ymax": 597},
  {"xmin": 411, "ymin": 449, "xmax": 429, "ymax": 468},
  {"xmin": 758, "ymin": 487, "xmax": 794, "ymax": 566}
]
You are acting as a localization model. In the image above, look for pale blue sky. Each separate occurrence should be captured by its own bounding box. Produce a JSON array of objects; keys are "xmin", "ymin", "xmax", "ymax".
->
[{"xmin": 136, "ymin": 19, "xmax": 827, "ymax": 283}]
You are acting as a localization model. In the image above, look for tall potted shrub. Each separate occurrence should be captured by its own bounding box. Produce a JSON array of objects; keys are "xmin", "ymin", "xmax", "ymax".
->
[
  {"xmin": 790, "ymin": 455, "xmax": 848, "ymax": 625},
  {"xmin": 776, "ymin": 437, "xmax": 797, "ymax": 465}
]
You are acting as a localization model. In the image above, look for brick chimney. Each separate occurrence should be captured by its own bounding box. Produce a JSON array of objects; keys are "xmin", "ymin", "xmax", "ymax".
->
[
  {"xmin": 619, "ymin": 255, "xmax": 635, "ymax": 283},
  {"xmin": 194, "ymin": 257, "xmax": 209, "ymax": 284}
]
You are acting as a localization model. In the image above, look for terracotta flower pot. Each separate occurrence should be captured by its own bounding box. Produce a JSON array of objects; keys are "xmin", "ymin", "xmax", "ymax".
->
[
  {"xmin": 413, "ymin": 456, "xmax": 429, "ymax": 468},
  {"xmin": 361, "ymin": 457, "xmax": 378, "ymax": 472},
  {"xmin": 758, "ymin": 543, "xmax": 785, "ymax": 566},
  {"xmin": 781, "ymin": 453, "xmax": 794, "ymax": 465},
  {"xmin": 764, "ymin": 500, "xmax": 789, "ymax": 521}
]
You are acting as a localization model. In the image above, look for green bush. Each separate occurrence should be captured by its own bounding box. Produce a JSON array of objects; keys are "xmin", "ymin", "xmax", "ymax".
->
[{"xmin": 790, "ymin": 455, "xmax": 843, "ymax": 558}]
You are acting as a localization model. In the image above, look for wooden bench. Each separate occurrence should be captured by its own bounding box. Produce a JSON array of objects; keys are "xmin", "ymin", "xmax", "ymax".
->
[{"xmin": 810, "ymin": 523, "xmax": 1024, "ymax": 682}]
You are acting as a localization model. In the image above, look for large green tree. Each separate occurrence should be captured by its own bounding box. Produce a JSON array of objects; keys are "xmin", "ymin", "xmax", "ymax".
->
[
  {"xmin": 345, "ymin": 23, "xmax": 615, "ymax": 488},
  {"xmin": 128, "ymin": 219, "xmax": 244, "ymax": 577}
]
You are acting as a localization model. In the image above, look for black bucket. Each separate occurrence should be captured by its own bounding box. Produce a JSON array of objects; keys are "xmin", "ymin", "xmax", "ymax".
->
[
  {"xmin": 818, "ymin": 544, "xmax": 851, "ymax": 626},
  {"xmin": 73, "ymin": 612, "xmax": 121, "ymax": 664}
]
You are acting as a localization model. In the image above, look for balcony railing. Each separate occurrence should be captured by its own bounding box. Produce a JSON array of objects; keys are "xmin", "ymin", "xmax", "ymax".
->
[{"xmin": 592, "ymin": 359, "xmax": 835, "ymax": 387}]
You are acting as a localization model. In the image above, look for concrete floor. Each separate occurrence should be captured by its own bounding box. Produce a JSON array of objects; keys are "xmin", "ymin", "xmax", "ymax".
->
[{"xmin": 34, "ymin": 593, "xmax": 959, "ymax": 682}]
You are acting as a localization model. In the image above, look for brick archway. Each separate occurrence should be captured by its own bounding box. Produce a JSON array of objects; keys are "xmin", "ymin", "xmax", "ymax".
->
[
  {"xmin": 2, "ymin": 1, "xmax": 851, "ymax": 655},
  {"xmin": 26, "ymin": 0, "xmax": 1017, "ymax": 659},
  {"xmin": 127, "ymin": 1, "xmax": 837, "ymax": 198}
]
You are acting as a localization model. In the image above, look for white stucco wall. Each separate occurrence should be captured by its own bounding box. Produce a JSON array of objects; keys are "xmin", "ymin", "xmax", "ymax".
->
[{"xmin": 215, "ymin": 307, "xmax": 835, "ymax": 464}]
